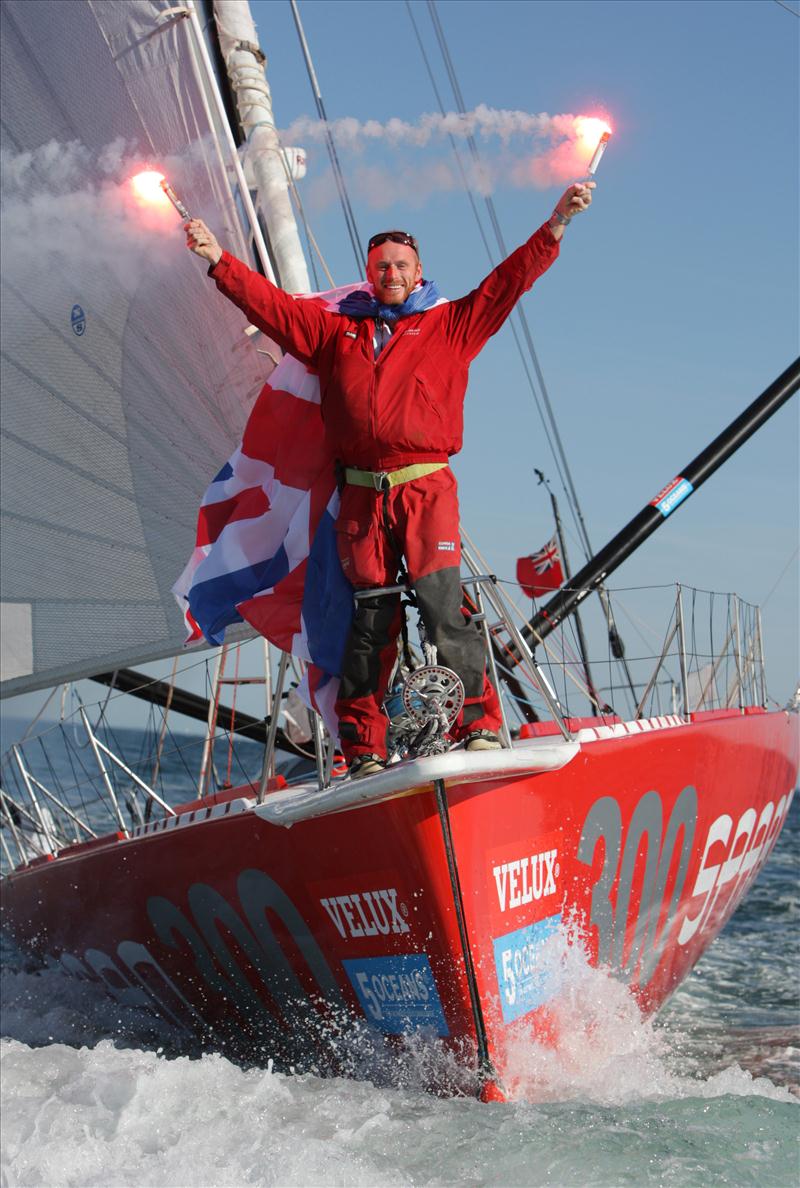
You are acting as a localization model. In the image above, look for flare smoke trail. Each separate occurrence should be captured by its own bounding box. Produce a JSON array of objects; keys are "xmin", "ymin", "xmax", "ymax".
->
[
  {"xmin": 283, "ymin": 106, "xmax": 610, "ymax": 209},
  {"xmin": 284, "ymin": 105, "xmax": 582, "ymax": 151},
  {"xmin": 0, "ymin": 139, "xmax": 202, "ymax": 290}
]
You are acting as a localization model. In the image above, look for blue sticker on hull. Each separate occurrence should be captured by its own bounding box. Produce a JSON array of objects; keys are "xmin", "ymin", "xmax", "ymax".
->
[
  {"xmin": 493, "ymin": 913, "xmax": 561, "ymax": 1023},
  {"xmin": 343, "ymin": 954, "xmax": 449, "ymax": 1036}
]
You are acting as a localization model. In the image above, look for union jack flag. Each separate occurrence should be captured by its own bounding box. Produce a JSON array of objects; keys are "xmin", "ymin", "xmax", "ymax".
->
[
  {"xmin": 172, "ymin": 283, "xmax": 371, "ymax": 734},
  {"xmin": 516, "ymin": 534, "xmax": 564, "ymax": 599},
  {"xmin": 173, "ymin": 279, "xmax": 444, "ymax": 738}
]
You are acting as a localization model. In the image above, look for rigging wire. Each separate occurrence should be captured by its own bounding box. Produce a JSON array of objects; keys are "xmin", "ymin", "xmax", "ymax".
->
[
  {"xmin": 404, "ymin": 1, "xmax": 580, "ymax": 524},
  {"xmin": 275, "ymin": 143, "xmax": 336, "ymax": 288},
  {"xmin": 425, "ymin": 0, "xmax": 594, "ymax": 563},
  {"xmin": 760, "ymin": 545, "xmax": 799, "ymax": 609},
  {"xmin": 460, "ymin": 526, "xmax": 602, "ymax": 710},
  {"xmin": 289, "ymin": 0, "xmax": 365, "ymax": 276},
  {"xmin": 421, "ymin": 0, "xmax": 638, "ymax": 710},
  {"xmin": 405, "ymin": 2, "xmax": 577, "ymax": 533},
  {"xmin": 18, "ymin": 685, "xmax": 60, "ymax": 744}
]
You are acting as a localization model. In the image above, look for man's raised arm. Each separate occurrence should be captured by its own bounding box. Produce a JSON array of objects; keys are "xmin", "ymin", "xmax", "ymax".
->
[
  {"xmin": 186, "ymin": 219, "xmax": 331, "ymax": 367},
  {"xmin": 444, "ymin": 182, "xmax": 596, "ymax": 361}
]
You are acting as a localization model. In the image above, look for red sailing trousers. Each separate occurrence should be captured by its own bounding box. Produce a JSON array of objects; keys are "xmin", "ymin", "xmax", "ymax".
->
[{"xmin": 334, "ymin": 466, "xmax": 501, "ymax": 761}]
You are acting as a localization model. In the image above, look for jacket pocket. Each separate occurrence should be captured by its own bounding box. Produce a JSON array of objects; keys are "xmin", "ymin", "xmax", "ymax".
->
[
  {"xmin": 415, "ymin": 374, "xmax": 444, "ymax": 424},
  {"xmin": 335, "ymin": 519, "xmax": 367, "ymax": 540},
  {"xmin": 334, "ymin": 517, "xmax": 382, "ymax": 585}
]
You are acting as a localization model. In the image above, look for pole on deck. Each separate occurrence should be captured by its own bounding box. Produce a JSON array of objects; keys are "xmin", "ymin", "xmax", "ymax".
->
[
  {"xmin": 536, "ymin": 472, "xmax": 603, "ymax": 713},
  {"xmin": 513, "ymin": 358, "xmax": 800, "ymax": 656}
]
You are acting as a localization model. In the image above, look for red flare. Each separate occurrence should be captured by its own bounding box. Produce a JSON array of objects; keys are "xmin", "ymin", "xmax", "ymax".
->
[
  {"xmin": 574, "ymin": 117, "xmax": 613, "ymax": 174},
  {"xmin": 130, "ymin": 170, "xmax": 170, "ymax": 207}
]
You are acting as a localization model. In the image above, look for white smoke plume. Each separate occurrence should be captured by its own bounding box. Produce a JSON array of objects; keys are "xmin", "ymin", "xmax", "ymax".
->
[
  {"xmin": 283, "ymin": 105, "xmax": 580, "ymax": 152},
  {"xmin": 0, "ymin": 138, "xmax": 201, "ymax": 292},
  {"xmin": 283, "ymin": 105, "xmax": 606, "ymax": 211}
]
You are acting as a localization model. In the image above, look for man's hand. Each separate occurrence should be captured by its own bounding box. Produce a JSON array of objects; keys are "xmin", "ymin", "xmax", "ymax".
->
[
  {"xmin": 558, "ymin": 182, "xmax": 595, "ymax": 219},
  {"xmin": 548, "ymin": 182, "xmax": 596, "ymax": 240},
  {"xmin": 185, "ymin": 218, "xmax": 223, "ymax": 267}
]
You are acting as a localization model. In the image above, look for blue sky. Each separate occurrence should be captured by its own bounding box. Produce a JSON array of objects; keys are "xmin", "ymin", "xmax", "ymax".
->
[
  {"xmin": 248, "ymin": 0, "xmax": 798, "ymax": 696},
  {"xmin": 3, "ymin": 0, "xmax": 797, "ymax": 738}
]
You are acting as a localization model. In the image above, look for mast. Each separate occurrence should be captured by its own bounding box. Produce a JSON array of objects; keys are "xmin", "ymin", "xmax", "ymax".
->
[
  {"xmin": 513, "ymin": 358, "xmax": 800, "ymax": 655},
  {"xmin": 212, "ymin": 0, "xmax": 311, "ymax": 293}
]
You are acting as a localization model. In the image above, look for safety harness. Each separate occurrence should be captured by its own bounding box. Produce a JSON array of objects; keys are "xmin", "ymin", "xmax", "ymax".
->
[{"xmin": 342, "ymin": 460, "xmax": 446, "ymax": 490}]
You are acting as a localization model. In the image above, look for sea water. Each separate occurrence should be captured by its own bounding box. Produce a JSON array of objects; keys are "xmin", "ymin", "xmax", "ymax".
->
[{"xmin": 1, "ymin": 723, "xmax": 797, "ymax": 1187}]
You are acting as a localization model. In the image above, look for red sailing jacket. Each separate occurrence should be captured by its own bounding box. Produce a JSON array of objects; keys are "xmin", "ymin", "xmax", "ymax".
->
[{"xmin": 210, "ymin": 222, "xmax": 559, "ymax": 470}]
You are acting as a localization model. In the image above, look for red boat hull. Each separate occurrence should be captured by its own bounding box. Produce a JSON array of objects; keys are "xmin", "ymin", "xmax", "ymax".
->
[{"xmin": 2, "ymin": 709, "xmax": 797, "ymax": 1092}]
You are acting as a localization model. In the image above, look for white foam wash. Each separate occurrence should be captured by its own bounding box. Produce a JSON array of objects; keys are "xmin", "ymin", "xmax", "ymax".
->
[{"xmin": 1, "ymin": 725, "xmax": 797, "ymax": 1186}]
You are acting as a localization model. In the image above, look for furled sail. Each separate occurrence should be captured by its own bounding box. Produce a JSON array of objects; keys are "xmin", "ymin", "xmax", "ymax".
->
[{"xmin": 0, "ymin": 0, "xmax": 271, "ymax": 696}]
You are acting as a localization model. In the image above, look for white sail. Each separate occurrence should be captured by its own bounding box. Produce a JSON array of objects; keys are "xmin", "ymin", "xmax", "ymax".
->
[{"xmin": 0, "ymin": 0, "xmax": 274, "ymax": 696}]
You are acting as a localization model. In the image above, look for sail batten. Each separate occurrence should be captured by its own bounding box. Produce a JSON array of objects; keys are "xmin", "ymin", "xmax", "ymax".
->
[{"xmin": 1, "ymin": 0, "xmax": 271, "ymax": 697}]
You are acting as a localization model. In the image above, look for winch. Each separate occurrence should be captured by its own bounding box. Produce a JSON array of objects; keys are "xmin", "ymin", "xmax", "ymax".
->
[{"xmin": 387, "ymin": 625, "xmax": 464, "ymax": 759}]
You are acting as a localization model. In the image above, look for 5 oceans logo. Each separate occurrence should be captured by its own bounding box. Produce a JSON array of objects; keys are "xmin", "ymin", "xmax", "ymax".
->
[
  {"xmin": 489, "ymin": 832, "xmax": 563, "ymax": 1023},
  {"xmin": 315, "ymin": 880, "xmax": 449, "ymax": 1036}
]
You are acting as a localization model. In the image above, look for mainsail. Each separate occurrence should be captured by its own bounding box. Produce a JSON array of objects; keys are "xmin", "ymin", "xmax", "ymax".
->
[{"xmin": 0, "ymin": 0, "xmax": 270, "ymax": 696}]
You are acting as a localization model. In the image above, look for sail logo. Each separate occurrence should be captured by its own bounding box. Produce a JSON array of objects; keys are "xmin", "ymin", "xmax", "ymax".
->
[
  {"xmin": 70, "ymin": 304, "xmax": 86, "ymax": 336},
  {"xmin": 492, "ymin": 847, "xmax": 559, "ymax": 913},
  {"xmin": 319, "ymin": 888, "xmax": 410, "ymax": 939}
]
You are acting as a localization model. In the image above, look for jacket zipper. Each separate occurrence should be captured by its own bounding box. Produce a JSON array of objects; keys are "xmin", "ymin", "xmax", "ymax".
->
[
  {"xmin": 369, "ymin": 318, "xmax": 388, "ymax": 439},
  {"xmin": 368, "ymin": 366, "xmax": 377, "ymax": 440},
  {"xmin": 369, "ymin": 319, "xmax": 408, "ymax": 439}
]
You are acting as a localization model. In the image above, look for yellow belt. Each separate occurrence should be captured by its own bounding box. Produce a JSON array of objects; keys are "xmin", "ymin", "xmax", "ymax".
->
[{"xmin": 343, "ymin": 461, "xmax": 447, "ymax": 491}]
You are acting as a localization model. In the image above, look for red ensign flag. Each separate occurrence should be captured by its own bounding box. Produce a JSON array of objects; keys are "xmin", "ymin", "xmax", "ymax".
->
[{"xmin": 517, "ymin": 535, "xmax": 564, "ymax": 599}]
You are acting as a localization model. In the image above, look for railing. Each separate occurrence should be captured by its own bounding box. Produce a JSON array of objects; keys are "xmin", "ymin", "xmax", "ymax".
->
[
  {"xmin": 0, "ymin": 707, "xmax": 178, "ymax": 871},
  {"xmin": 489, "ymin": 577, "xmax": 768, "ymax": 726},
  {"xmin": 630, "ymin": 586, "xmax": 766, "ymax": 720},
  {"xmin": 0, "ymin": 581, "xmax": 770, "ymax": 876}
]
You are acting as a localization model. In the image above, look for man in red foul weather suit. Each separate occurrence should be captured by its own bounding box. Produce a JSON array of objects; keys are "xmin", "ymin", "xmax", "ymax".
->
[{"xmin": 187, "ymin": 181, "xmax": 594, "ymax": 777}]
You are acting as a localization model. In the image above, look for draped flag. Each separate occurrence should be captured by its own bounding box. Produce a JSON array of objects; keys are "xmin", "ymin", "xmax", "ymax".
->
[
  {"xmin": 173, "ymin": 282, "xmax": 372, "ymax": 733},
  {"xmin": 173, "ymin": 278, "xmax": 446, "ymax": 739},
  {"xmin": 517, "ymin": 535, "xmax": 564, "ymax": 599}
]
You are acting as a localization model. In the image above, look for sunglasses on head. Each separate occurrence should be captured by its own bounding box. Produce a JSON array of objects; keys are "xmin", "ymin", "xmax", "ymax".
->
[{"xmin": 367, "ymin": 230, "xmax": 419, "ymax": 255}]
